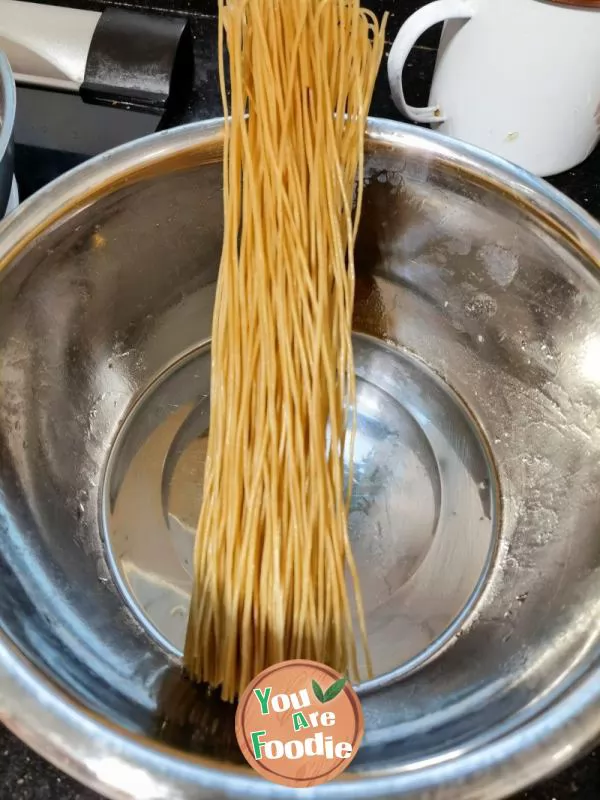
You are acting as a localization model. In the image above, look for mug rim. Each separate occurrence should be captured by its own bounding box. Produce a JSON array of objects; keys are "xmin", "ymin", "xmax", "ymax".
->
[{"xmin": 541, "ymin": 0, "xmax": 600, "ymax": 8}]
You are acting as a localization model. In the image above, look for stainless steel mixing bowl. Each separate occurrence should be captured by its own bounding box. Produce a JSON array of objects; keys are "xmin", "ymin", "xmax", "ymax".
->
[{"xmin": 1, "ymin": 118, "xmax": 600, "ymax": 800}]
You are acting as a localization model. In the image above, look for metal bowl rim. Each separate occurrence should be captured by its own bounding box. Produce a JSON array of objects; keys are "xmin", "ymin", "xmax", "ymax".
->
[{"xmin": 1, "ymin": 116, "xmax": 600, "ymax": 800}]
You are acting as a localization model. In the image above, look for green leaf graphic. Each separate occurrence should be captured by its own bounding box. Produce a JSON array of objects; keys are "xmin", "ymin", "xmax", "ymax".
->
[
  {"xmin": 312, "ymin": 679, "xmax": 325, "ymax": 703},
  {"xmin": 323, "ymin": 676, "xmax": 347, "ymax": 702}
]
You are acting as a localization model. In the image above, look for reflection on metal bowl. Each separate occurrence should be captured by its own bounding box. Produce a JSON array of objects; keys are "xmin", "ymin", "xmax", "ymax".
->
[{"xmin": 0, "ymin": 118, "xmax": 600, "ymax": 800}]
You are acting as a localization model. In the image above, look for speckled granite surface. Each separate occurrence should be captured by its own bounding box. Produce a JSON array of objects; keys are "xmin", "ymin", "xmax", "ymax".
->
[{"xmin": 2, "ymin": 1, "xmax": 600, "ymax": 798}]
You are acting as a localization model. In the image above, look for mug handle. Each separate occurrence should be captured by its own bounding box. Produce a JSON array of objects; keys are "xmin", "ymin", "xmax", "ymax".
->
[{"xmin": 388, "ymin": 0, "xmax": 475, "ymax": 124}]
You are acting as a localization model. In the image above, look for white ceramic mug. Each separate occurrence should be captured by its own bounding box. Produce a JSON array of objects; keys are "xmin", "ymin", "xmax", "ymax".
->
[{"xmin": 388, "ymin": 0, "xmax": 600, "ymax": 176}]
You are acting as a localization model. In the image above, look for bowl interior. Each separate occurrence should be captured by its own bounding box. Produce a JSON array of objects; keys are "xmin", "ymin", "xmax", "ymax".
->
[{"xmin": 1, "ymin": 124, "xmax": 600, "ymax": 789}]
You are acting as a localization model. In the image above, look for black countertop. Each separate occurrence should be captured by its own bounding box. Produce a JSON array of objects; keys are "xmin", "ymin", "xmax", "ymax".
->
[{"xmin": 2, "ymin": 1, "xmax": 600, "ymax": 798}]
